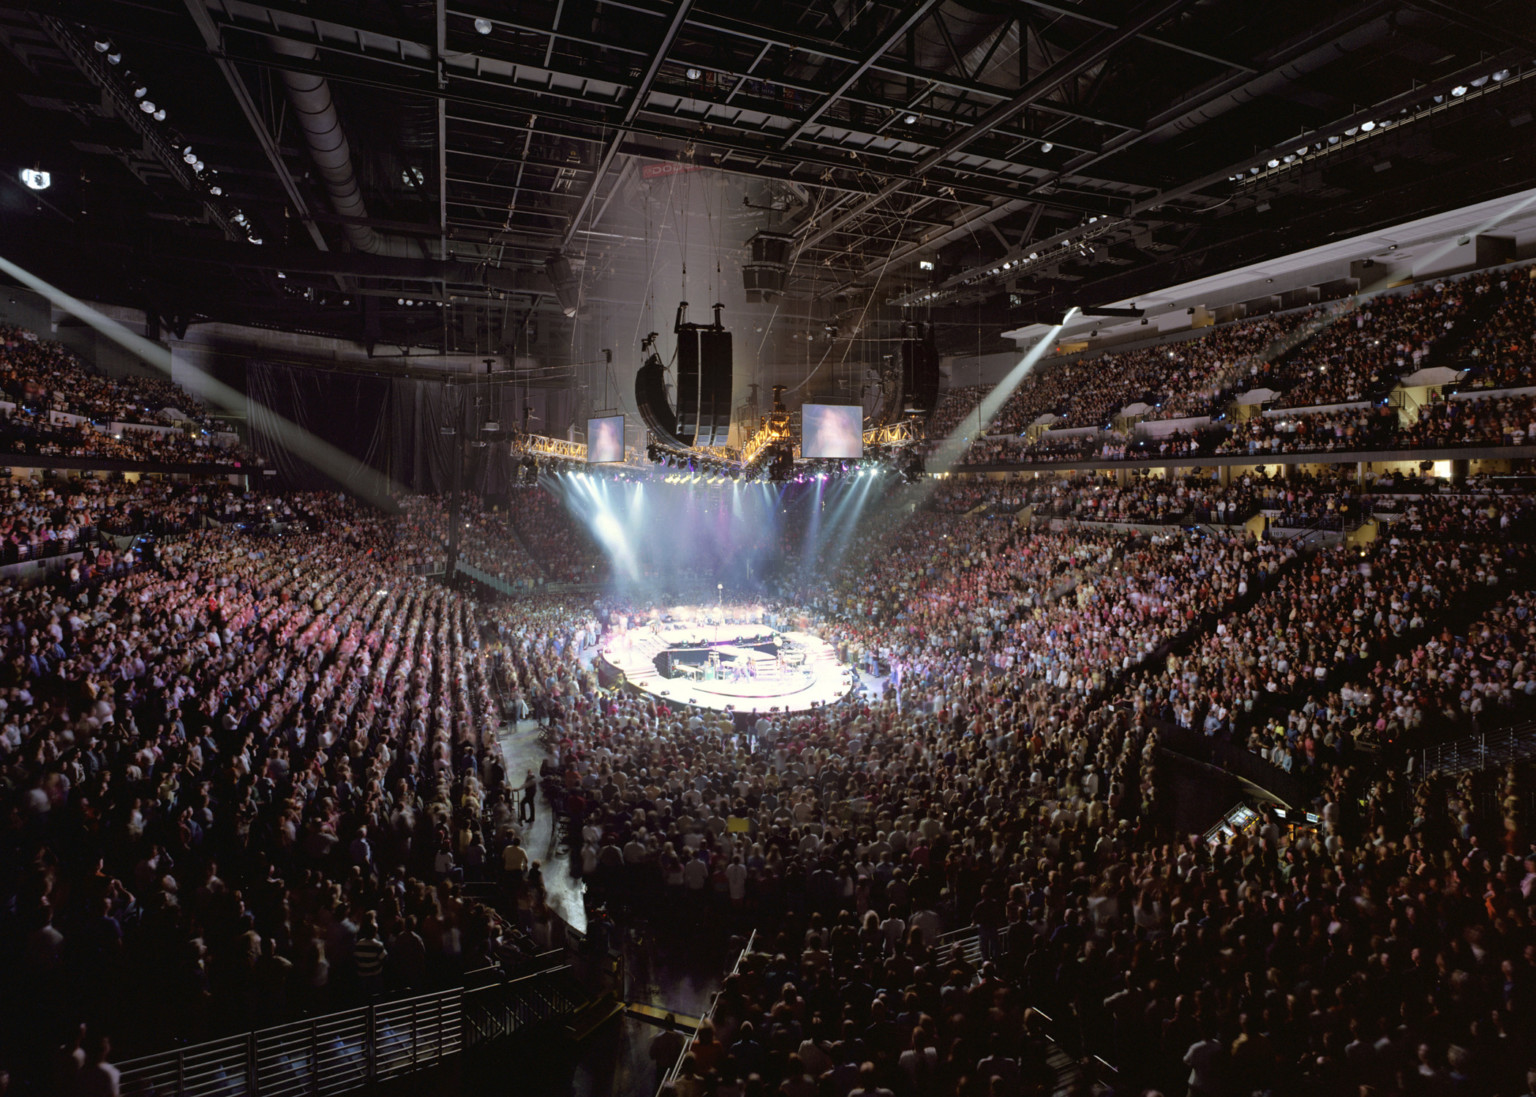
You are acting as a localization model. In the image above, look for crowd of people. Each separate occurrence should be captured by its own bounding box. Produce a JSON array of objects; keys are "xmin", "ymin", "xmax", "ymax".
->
[
  {"xmin": 11, "ymin": 266, "xmax": 1536, "ymax": 1097},
  {"xmin": 0, "ymin": 327, "xmax": 246, "ymax": 468},
  {"xmin": 1441, "ymin": 267, "xmax": 1536, "ymax": 390},
  {"xmin": 929, "ymin": 263, "xmax": 1536, "ymax": 468}
]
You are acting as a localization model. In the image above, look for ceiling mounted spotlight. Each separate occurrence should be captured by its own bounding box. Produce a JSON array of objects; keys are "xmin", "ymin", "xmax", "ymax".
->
[
  {"xmin": 139, "ymin": 100, "xmax": 155, "ymax": 114},
  {"xmin": 1451, "ymin": 85, "xmax": 1468, "ymax": 97},
  {"xmin": 1360, "ymin": 120, "xmax": 1376, "ymax": 132},
  {"xmin": 194, "ymin": 161, "xmax": 204, "ymax": 172},
  {"xmin": 1493, "ymin": 69, "xmax": 1510, "ymax": 82},
  {"xmin": 903, "ymin": 113, "xmax": 917, "ymax": 124},
  {"xmin": 183, "ymin": 151, "xmax": 197, "ymax": 165},
  {"xmin": 473, "ymin": 17, "xmax": 492, "ymax": 33},
  {"xmin": 1040, "ymin": 142, "xmax": 1053, "ymax": 152},
  {"xmin": 19, "ymin": 168, "xmax": 50, "ymax": 191},
  {"xmin": 685, "ymin": 67, "xmax": 702, "ymax": 79},
  {"xmin": 93, "ymin": 40, "xmax": 110, "ymax": 52},
  {"xmin": 152, "ymin": 109, "xmax": 165, "ymax": 121},
  {"xmin": 133, "ymin": 85, "xmax": 147, "ymax": 98},
  {"xmin": 1267, "ymin": 158, "xmax": 1279, "ymax": 167},
  {"xmin": 106, "ymin": 52, "xmax": 120, "ymax": 65},
  {"xmin": 247, "ymin": 236, "xmax": 261, "ymax": 244}
]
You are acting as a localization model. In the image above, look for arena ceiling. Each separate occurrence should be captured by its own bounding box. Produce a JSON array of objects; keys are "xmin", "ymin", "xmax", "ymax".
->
[{"xmin": 1, "ymin": 0, "xmax": 1535, "ymax": 360}]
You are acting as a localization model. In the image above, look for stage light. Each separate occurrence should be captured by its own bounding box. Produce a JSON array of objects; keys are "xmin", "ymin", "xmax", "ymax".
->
[
  {"xmin": 94, "ymin": 40, "xmax": 110, "ymax": 52},
  {"xmin": 473, "ymin": 17, "xmax": 493, "ymax": 33},
  {"xmin": 1266, "ymin": 159, "xmax": 1279, "ymax": 168},
  {"xmin": 153, "ymin": 109, "xmax": 166, "ymax": 121},
  {"xmin": 139, "ymin": 100, "xmax": 156, "ymax": 114},
  {"xmin": 107, "ymin": 52, "xmax": 120, "ymax": 65},
  {"xmin": 1040, "ymin": 142, "xmax": 1053, "ymax": 152},
  {"xmin": 183, "ymin": 151, "xmax": 197, "ymax": 165},
  {"xmin": 903, "ymin": 113, "xmax": 917, "ymax": 124},
  {"xmin": 1493, "ymin": 69, "xmax": 1510, "ymax": 82},
  {"xmin": 918, "ymin": 259, "xmax": 934, "ymax": 271},
  {"xmin": 1451, "ymin": 85, "xmax": 1467, "ymax": 97},
  {"xmin": 19, "ymin": 169, "xmax": 50, "ymax": 191},
  {"xmin": 210, "ymin": 185, "xmax": 222, "ymax": 195},
  {"xmin": 133, "ymin": 85, "xmax": 147, "ymax": 98},
  {"xmin": 686, "ymin": 67, "xmax": 702, "ymax": 80},
  {"xmin": 1360, "ymin": 120, "xmax": 1376, "ymax": 132}
]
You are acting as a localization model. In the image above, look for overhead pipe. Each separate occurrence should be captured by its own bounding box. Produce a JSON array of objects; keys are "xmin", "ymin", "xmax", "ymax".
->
[{"xmin": 270, "ymin": 38, "xmax": 428, "ymax": 258}]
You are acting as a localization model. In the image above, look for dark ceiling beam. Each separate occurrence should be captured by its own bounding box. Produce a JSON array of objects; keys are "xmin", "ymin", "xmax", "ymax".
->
[
  {"xmin": 900, "ymin": 49, "xmax": 1536, "ymax": 305},
  {"xmin": 1010, "ymin": 0, "xmax": 1254, "ymax": 72},
  {"xmin": 777, "ymin": 0, "xmax": 947, "ymax": 150},
  {"xmin": 1403, "ymin": 0, "xmax": 1536, "ymax": 57},
  {"xmin": 557, "ymin": 0, "xmax": 696, "ymax": 251},
  {"xmin": 795, "ymin": 0, "xmax": 1198, "ymax": 256},
  {"xmin": 76, "ymin": 1, "xmax": 1145, "ymax": 216},
  {"xmin": 1044, "ymin": 1, "xmax": 1402, "ymax": 194}
]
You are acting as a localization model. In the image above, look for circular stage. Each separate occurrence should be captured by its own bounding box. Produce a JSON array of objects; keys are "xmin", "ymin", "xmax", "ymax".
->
[{"xmin": 600, "ymin": 614, "xmax": 854, "ymax": 713}]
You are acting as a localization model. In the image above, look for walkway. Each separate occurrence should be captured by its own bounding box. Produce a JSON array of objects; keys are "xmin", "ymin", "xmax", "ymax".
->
[{"xmin": 496, "ymin": 718, "xmax": 587, "ymax": 934}]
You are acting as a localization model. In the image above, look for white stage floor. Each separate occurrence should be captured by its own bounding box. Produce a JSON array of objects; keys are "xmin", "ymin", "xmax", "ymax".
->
[{"xmin": 600, "ymin": 621, "xmax": 854, "ymax": 713}]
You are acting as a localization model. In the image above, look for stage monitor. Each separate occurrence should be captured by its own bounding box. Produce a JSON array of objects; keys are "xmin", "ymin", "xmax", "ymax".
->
[
  {"xmin": 801, "ymin": 404, "xmax": 863, "ymax": 459},
  {"xmin": 587, "ymin": 415, "xmax": 625, "ymax": 463}
]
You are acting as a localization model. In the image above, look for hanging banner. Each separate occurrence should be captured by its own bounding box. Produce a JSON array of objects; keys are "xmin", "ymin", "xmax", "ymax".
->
[{"xmin": 641, "ymin": 161, "xmax": 704, "ymax": 180}]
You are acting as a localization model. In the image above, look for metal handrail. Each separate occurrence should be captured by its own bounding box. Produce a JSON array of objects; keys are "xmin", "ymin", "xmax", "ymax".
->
[
  {"xmin": 1419, "ymin": 720, "xmax": 1536, "ymax": 776},
  {"xmin": 116, "ymin": 988, "xmax": 462, "ymax": 1097},
  {"xmin": 656, "ymin": 930, "xmax": 758, "ymax": 1096}
]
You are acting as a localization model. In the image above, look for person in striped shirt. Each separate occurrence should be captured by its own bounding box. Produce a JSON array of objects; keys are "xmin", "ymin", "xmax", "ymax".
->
[{"xmin": 352, "ymin": 912, "xmax": 388, "ymax": 998}]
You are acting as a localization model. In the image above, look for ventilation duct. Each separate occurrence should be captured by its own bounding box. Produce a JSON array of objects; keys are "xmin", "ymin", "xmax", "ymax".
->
[{"xmin": 270, "ymin": 38, "xmax": 428, "ymax": 258}]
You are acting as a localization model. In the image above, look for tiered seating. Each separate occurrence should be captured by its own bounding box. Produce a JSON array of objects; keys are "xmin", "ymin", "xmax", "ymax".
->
[
  {"xmin": 0, "ymin": 325, "xmax": 249, "ymax": 467},
  {"xmin": 943, "ymin": 263, "xmax": 1536, "ymax": 465},
  {"xmin": 505, "ymin": 484, "xmax": 604, "ymax": 583},
  {"xmin": 8, "ymin": 417, "xmax": 1536, "ymax": 1097}
]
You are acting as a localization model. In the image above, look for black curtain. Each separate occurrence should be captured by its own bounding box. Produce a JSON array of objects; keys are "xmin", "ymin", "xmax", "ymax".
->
[
  {"xmin": 248, "ymin": 364, "xmax": 537, "ymax": 498},
  {"xmin": 246, "ymin": 362, "xmax": 391, "ymax": 496}
]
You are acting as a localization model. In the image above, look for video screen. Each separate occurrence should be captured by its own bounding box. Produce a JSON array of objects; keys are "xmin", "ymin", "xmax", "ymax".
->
[
  {"xmin": 587, "ymin": 415, "xmax": 625, "ymax": 463},
  {"xmin": 801, "ymin": 404, "xmax": 864, "ymax": 459}
]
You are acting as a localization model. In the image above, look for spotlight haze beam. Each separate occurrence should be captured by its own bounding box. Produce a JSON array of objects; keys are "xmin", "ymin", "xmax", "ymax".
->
[
  {"xmin": 927, "ymin": 306, "xmax": 1078, "ymax": 476},
  {"xmin": 0, "ymin": 253, "xmax": 407, "ymax": 510}
]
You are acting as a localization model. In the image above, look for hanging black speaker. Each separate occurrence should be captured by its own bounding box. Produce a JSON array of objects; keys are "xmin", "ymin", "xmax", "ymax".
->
[
  {"xmin": 635, "ymin": 332, "xmax": 688, "ymax": 448},
  {"xmin": 672, "ymin": 302, "xmax": 733, "ymax": 447},
  {"xmin": 901, "ymin": 321, "xmax": 940, "ymax": 417}
]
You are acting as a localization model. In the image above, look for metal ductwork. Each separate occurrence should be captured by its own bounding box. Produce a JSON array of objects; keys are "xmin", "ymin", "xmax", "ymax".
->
[{"xmin": 270, "ymin": 38, "xmax": 428, "ymax": 258}]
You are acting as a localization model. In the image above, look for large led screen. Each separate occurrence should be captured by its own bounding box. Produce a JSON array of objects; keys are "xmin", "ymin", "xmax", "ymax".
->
[
  {"xmin": 800, "ymin": 404, "xmax": 864, "ymax": 459},
  {"xmin": 587, "ymin": 415, "xmax": 625, "ymax": 463}
]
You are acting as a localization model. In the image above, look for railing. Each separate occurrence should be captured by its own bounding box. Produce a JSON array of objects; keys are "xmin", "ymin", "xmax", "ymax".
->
[
  {"xmin": 1419, "ymin": 721, "xmax": 1536, "ymax": 776},
  {"xmin": 461, "ymin": 965, "xmax": 586, "ymax": 1047},
  {"xmin": 656, "ymin": 931, "xmax": 757, "ymax": 1096},
  {"xmin": 116, "ymin": 989, "xmax": 462, "ymax": 1097},
  {"xmin": 883, "ymin": 926, "xmax": 1117, "ymax": 1096},
  {"xmin": 114, "ymin": 958, "xmax": 585, "ymax": 1097}
]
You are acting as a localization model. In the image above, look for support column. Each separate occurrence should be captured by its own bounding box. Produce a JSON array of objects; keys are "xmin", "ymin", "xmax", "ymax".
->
[{"xmin": 1450, "ymin": 459, "xmax": 1469, "ymax": 486}]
